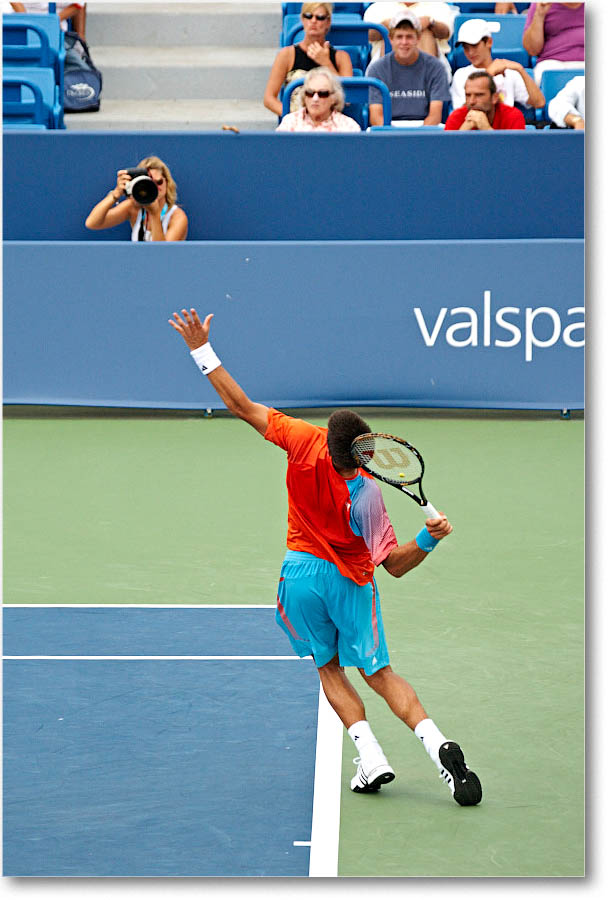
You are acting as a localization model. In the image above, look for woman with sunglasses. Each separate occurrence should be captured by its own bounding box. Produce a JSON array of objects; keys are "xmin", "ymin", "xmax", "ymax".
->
[
  {"xmin": 276, "ymin": 67, "xmax": 360, "ymax": 132},
  {"xmin": 264, "ymin": 2, "xmax": 353, "ymax": 117},
  {"xmin": 85, "ymin": 156, "xmax": 188, "ymax": 242}
]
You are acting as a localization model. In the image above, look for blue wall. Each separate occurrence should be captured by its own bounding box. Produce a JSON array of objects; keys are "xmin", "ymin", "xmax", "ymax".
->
[
  {"xmin": 3, "ymin": 130, "xmax": 583, "ymax": 242},
  {"xmin": 3, "ymin": 239, "xmax": 583, "ymax": 410}
]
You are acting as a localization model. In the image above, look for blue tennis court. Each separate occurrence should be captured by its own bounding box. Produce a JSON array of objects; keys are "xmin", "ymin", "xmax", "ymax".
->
[{"xmin": 3, "ymin": 606, "xmax": 327, "ymax": 877}]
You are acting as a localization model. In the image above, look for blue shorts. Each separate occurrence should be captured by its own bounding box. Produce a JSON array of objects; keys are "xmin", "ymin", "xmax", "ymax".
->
[{"xmin": 275, "ymin": 550, "xmax": 390, "ymax": 676}]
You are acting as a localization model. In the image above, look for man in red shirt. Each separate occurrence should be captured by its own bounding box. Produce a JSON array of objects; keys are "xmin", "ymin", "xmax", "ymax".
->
[
  {"xmin": 169, "ymin": 307, "xmax": 482, "ymax": 806},
  {"xmin": 445, "ymin": 70, "xmax": 526, "ymax": 130}
]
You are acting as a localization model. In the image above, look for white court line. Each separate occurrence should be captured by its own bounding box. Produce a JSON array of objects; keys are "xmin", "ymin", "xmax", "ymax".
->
[
  {"xmin": 308, "ymin": 684, "xmax": 343, "ymax": 878},
  {"xmin": 3, "ymin": 655, "xmax": 305, "ymax": 661},
  {"xmin": 3, "ymin": 604, "xmax": 275, "ymax": 609}
]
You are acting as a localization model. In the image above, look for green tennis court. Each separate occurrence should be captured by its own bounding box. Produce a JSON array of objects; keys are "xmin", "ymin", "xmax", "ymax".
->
[{"xmin": 3, "ymin": 406, "xmax": 584, "ymax": 877}]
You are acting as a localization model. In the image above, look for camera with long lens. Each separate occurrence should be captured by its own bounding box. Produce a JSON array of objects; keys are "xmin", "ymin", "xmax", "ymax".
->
[{"xmin": 124, "ymin": 168, "xmax": 158, "ymax": 205}]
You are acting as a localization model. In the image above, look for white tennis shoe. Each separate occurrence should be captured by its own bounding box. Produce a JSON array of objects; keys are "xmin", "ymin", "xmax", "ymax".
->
[{"xmin": 350, "ymin": 754, "xmax": 395, "ymax": 793}]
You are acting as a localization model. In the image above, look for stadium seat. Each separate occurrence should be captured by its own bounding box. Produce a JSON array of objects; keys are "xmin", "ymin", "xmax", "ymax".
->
[
  {"xmin": 280, "ymin": 3, "xmax": 365, "ymax": 46},
  {"xmin": 3, "ymin": 65, "xmax": 64, "ymax": 128},
  {"xmin": 3, "ymin": 14, "xmax": 65, "ymax": 96},
  {"xmin": 535, "ymin": 68, "xmax": 584, "ymax": 126},
  {"xmin": 449, "ymin": 14, "xmax": 530, "ymax": 70},
  {"xmin": 283, "ymin": 20, "xmax": 390, "ymax": 70},
  {"xmin": 281, "ymin": 75, "xmax": 391, "ymax": 129}
]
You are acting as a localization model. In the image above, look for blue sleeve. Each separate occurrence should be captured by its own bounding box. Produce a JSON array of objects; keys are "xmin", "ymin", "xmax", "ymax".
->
[{"xmin": 350, "ymin": 479, "xmax": 398, "ymax": 566}]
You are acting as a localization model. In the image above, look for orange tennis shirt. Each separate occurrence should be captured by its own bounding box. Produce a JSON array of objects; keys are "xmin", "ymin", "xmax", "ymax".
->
[{"xmin": 264, "ymin": 409, "xmax": 396, "ymax": 586}]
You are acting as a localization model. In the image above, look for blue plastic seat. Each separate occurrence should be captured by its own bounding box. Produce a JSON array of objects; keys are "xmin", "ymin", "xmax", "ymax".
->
[
  {"xmin": 283, "ymin": 19, "xmax": 390, "ymax": 71},
  {"xmin": 449, "ymin": 14, "xmax": 529, "ymax": 69},
  {"xmin": 280, "ymin": 4, "xmax": 365, "ymax": 46},
  {"xmin": 281, "ymin": 74, "xmax": 391, "ymax": 129},
  {"xmin": 3, "ymin": 65, "xmax": 64, "ymax": 128},
  {"xmin": 3, "ymin": 13, "xmax": 65, "ymax": 96},
  {"xmin": 536, "ymin": 68, "xmax": 584, "ymax": 126}
]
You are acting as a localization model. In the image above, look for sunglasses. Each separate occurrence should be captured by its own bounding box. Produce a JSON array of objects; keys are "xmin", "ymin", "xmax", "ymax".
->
[
  {"xmin": 151, "ymin": 177, "xmax": 165, "ymax": 185},
  {"xmin": 302, "ymin": 12, "xmax": 328, "ymax": 20},
  {"xmin": 305, "ymin": 89, "xmax": 331, "ymax": 98}
]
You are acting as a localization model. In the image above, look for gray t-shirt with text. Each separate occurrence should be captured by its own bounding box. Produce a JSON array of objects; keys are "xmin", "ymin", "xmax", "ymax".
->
[{"xmin": 367, "ymin": 50, "xmax": 450, "ymax": 120}]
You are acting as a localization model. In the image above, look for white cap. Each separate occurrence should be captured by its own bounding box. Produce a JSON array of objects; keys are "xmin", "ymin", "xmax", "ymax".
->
[
  {"xmin": 455, "ymin": 18, "xmax": 501, "ymax": 46},
  {"xmin": 389, "ymin": 10, "xmax": 421, "ymax": 32}
]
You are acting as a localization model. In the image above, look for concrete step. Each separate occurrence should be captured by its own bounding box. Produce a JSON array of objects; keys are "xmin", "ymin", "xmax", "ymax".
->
[
  {"xmin": 93, "ymin": 44, "xmax": 277, "ymax": 100},
  {"xmin": 86, "ymin": 1, "xmax": 282, "ymax": 48},
  {"xmin": 64, "ymin": 98, "xmax": 277, "ymax": 131}
]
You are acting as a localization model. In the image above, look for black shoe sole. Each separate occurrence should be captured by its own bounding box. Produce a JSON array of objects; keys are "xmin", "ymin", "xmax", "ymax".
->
[
  {"xmin": 438, "ymin": 741, "xmax": 482, "ymax": 806},
  {"xmin": 353, "ymin": 770, "xmax": 395, "ymax": 793}
]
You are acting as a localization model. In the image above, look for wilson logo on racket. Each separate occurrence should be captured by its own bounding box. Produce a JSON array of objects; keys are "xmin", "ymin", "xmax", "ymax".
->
[{"xmin": 373, "ymin": 448, "xmax": 412, "ymax": 471}]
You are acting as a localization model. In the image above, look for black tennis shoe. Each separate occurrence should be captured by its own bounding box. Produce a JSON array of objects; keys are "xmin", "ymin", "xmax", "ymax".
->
[{"xmin": 438, "ymin": 741, "xmax": 482, "ymax": 806}]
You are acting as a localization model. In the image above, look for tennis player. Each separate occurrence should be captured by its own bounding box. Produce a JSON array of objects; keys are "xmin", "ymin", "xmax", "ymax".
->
[{"xmin": 169, "ymin": 309, "xmax": 482, "ymax": 806}]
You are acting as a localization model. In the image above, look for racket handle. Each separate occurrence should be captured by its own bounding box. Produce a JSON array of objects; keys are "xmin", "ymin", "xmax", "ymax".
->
[{"xmin": 421, "ymin": 502, "xmax": 440, "ymax": 520}]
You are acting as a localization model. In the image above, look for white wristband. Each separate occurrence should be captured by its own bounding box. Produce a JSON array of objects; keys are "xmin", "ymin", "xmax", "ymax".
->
[{"xmin": 190, "ymin": 342, "xmax": 221, "ymax": 375}]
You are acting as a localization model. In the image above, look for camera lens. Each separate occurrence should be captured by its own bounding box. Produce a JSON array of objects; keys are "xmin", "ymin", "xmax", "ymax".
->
[
  {"xmin": 130, "ymin": 176, "xmax": 158, "ymax": 205},
  {"xmin": 125, "ymin": 168, "xmax": 158, "ymax": 205}
]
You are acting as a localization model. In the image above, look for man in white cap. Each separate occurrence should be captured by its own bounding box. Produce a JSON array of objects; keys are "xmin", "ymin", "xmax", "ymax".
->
[
  {"xmin": 451, "ymin": 18, "xmax": 545, "ymax": 113},
  {"xmin": 366, "ymin": 9, "xmax": 450, "ymax": 126}
]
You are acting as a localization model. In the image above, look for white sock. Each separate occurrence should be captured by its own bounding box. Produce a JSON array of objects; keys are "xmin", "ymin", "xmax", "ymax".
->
[
  {"xmin": 347, "ymin": 720, "xmax": 386, "ymax": 765},
  {"xmin": 414, "ymin": 718, "xmax": 448, "ymax": 769}
]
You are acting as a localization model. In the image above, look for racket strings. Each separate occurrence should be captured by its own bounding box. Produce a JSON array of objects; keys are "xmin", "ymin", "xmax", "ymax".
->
[{"xmin": 352, "ymin": 436, "xmax": 423, "ymax": 485}]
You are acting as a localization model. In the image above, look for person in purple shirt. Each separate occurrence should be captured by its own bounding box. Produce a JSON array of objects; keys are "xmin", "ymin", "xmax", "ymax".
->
[{"xmin": 523, "ymin": 2, "xmax": 584, "ymax": 85}]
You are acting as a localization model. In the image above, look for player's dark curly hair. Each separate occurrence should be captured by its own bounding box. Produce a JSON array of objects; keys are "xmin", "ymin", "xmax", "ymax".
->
[{"xmin": 326, "ymin": 409, "xmax": 371, "ymax": 470}]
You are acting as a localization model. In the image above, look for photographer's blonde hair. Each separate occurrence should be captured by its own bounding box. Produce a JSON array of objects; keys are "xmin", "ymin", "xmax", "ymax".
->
[{"xmin": 138, "ymin": 156, "xmax": 178, "ymax": 208}]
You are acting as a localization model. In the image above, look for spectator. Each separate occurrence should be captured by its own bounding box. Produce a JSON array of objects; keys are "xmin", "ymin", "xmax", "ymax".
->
[
  {"xmin": 363, "ymin": 1, "xmax": 455, "ymax": 81},
  {"xmin": 444, "ymin": 71, "xmax": 526, "ymax": 130},
  {"xmin": 523, "ymin": 3, "xmax": 584, "ymax": 85},
  {"xmin": 85, "ymin": 156, "xmax": 188, "ymax": 242},
  {"xmin": 451, "ymin": 19, "xmax": 545, "ymax": 113},
  {"xmin": 366, "ymin": 10, "xmax": 450, "ymax": 127},
  {"xmin": 276, "ymin": 67, "xmax": 361, "ymax": 132},
  {"xmin": 22, "ymin": 2, "xmax": 86, "ymax": 40},
  {"xmin": 548, "ymin": 73, "xmax": 584, "ymax": 129},
  {"xmin": 264, "ymin": 2, "xmax": 353, "ymax": 117}
]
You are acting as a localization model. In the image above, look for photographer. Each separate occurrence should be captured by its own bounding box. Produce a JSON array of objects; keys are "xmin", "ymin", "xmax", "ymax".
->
[{"xmin": 85, "ymin": 156, "xmax": 188, "ymax": 241}]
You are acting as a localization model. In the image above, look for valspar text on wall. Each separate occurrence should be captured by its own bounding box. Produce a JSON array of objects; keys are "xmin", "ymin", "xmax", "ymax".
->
[{"xmin": 414, "ymin": 291, "xmax": 585, "ymax": 362}]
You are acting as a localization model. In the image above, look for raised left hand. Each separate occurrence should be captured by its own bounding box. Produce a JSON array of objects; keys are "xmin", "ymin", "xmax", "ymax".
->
[{"xmin": 169, "ymin": 308, "xmax": 214, "ymax": 350}]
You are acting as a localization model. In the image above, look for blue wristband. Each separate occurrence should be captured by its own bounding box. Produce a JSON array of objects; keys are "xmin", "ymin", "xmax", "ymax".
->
[{"xmin": 415, "ymin": 527, "xmax": 439, "ymax": 553}]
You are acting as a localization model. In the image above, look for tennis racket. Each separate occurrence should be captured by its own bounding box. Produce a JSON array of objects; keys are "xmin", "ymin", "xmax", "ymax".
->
[{"xmin": 350, "ymin": 432, "xmax": 440, "ymax": 520}]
